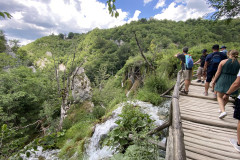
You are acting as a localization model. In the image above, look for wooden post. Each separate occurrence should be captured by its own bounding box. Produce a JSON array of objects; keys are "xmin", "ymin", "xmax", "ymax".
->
[{"xmin": 166, "ymin": 71, "xmax": 186, "ymax": 160}]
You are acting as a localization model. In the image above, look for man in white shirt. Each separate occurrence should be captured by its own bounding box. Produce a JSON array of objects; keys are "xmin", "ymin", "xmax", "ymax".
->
[{"xmin": 223, "ymin": 70, "xmax": 240, "ymax": 152}]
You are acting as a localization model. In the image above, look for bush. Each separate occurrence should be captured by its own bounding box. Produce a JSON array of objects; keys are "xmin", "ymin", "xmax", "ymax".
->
[{"xmin": 92, "ymin": 106, "xmax": 106, "ymax": 119}]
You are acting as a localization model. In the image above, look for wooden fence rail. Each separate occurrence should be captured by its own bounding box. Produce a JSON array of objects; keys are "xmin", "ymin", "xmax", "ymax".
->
[{"xmin": 166, "ymin": 71, "xmax": 186, "ymax": 160}]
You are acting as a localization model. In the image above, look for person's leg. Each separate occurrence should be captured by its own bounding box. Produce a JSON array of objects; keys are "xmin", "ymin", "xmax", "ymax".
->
[
  {"xmin": 205, "ymin": 82, "xmax": 210, "ymax": 95},
  {"xmin": 197, "ymin": 67, "xmax": 202, "ymax": 82},
  {"xmin": 230, "ymin": 99, "xmax": 240, "ymax": 152},
  {"xmin": 217, "ymin": 92, "xmax": 226, "ymax": 112},
  {"xmin": 185, "ymin": 80, "xmax": 190, "ymax": 92},
  {"xmin": 238, "ymin": 120, "xmax": 240, "ymax": 146},
  {"xmin": 205, "ymin": 72, "xmax": 213, "ymax": 95}
]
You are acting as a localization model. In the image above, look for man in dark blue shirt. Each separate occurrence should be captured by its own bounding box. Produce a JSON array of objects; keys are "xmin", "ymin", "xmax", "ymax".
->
[{"xmin": 203, "ymin": 44, "xmax": 228, "ymax": 96}]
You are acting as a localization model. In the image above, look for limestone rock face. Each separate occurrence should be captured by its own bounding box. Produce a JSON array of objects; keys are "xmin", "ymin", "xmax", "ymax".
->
[{"xmin": 72, "ymin": 67, "xmax": 92, "ymax": 103}]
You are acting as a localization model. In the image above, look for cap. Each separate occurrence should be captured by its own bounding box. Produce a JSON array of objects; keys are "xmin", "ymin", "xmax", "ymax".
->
[
  {"xmin": 220, "ymin": 45, "xmax": 227, "ymax": 49},
  {"xmin": 183, "ymin": 47, "xmax": 188, "ymax": 53},
  {"xmin": 202, "ymin": 49, "xmax": 207, "ymax": 53},
  {"xmin": 212, "ymin": 44, "xmax": 219, "ymax": 50}
]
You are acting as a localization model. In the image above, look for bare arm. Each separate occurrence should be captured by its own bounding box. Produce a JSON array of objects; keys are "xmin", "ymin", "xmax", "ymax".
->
[
  {"xmin": 194, "ymin": 59, "xmax": 201, "ymax": 64},
  {"xmin": 223, "ymin": 76, "xmax": 240, "ymax": 100},
  {"xmin": 175, "ymin": 53, "xmax": 180, "ymax": 57}
]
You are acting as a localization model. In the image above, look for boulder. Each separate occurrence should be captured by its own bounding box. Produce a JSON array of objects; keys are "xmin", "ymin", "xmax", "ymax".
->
[{"xmin": 72, "ymin": 67, "xmax": 92, "ymax": 103}]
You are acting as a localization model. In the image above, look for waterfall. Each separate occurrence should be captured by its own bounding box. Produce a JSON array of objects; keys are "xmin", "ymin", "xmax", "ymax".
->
[
  {"xmin": 84, "ymin": 105, "xmax": 123, "ymax": 160},
  {"xmin": 84, "ymin": 100, "xmax": 170, "ymax": 160}
]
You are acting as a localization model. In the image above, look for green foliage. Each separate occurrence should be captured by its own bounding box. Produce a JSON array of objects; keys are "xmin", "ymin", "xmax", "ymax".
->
[
  {"xmin": 0, "ymin": 52, "xmax": 17, "ymax": 70},
  {"xmin": 0, "ymin": 124, "xmax": 28, "ymax": 159},
  {"xmin": 0, "ymin": 30, "xmax": 6, "ymax": 52},
  {"xmin": 68, "ymin": 32, "xmax": 74, "ymax": 39},
  {"xmin": 92, "ymin": 76, "xmax": 126, "ymax": 110},
  {"xmin": 0, "ymin": 11, "xmax": 12, "ymax": 19},
  {"xmin": 0, "ymin": 66, "xmax": 60, "ymax": 158},
  {"xmin": 107, "ymin": 0, "xmax": 119, "ymax": 18},
  {"xmin": 208, "ymin": 0, "xmax": 240, "ymax": 20},
  {"xmin": 104, "ymin": 105, "xmax": 160, "ymax": 159},
  {"xmin": 92, "ymin": 106, "xmax": 106, "ymax": 119},
  {"xmin": 58, "ymin": 33, "xmax": 64, "ymax": 39}
]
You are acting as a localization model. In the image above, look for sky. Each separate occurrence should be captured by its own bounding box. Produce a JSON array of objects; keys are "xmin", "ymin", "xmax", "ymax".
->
[{"xmin": 0, "ymin": 0, "xmax": 215, "ymax": 45}]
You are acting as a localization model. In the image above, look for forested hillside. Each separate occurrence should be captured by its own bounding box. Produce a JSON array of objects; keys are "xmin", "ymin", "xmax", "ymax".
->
[{"xmin": 1, "ymin": 18, "xmax": 240, "ymax": 159}]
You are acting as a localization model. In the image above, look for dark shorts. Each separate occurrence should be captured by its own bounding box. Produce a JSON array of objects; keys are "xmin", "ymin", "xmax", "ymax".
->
[
  {"xmin": 206, "ymin": 71, "xmax": 217, "ymax": 82},
  {"xmin": 234, "ymin": 98, "xmax": 240, "ymax": 120}
]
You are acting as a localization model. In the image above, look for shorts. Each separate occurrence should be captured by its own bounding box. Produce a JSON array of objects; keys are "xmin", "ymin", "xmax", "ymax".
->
[
  {"xmin": 183, "ymin": 70, "xmax": 192, "ymax": 80},
  {"xmin": 206, "ymin": 71, "xmax": 217, "ymax": 82},
  {"xmin": 197, "ymin": 67, "xmax": 204, "ymax": 76},
  {"xmin": 234, "ymin": 98, "xmax": 240, "ymax": 120}
]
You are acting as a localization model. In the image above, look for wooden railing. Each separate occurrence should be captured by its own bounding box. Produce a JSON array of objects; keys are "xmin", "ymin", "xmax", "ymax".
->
[{"xmin": 166, "ymin": 71, "xmax": 186, "ymax": 160}]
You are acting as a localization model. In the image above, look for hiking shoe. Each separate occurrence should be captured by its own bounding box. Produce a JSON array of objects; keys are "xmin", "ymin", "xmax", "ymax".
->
[
  {"xmin": 180, "ymin": 90, "xmax": 188, "ymax": 95},
  {"xmin": 229, "ymin": 139, "xmax": 240, "ymax": 152},
  {"xmin": 203, "ymin": 92, "xmax": 208, "ymax": 96},
  {"xmin": 219, "ymin": 112, "xmax": 227, "ymax": 119},
  {"xmin": 196, "ymin": 80, "xmax": 201, "ymax": 83}
]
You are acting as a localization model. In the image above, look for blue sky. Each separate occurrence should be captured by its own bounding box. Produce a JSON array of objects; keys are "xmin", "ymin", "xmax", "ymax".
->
[{"xmin": 0, "ymin": 0, "xmax": 215, "ymax": 45}]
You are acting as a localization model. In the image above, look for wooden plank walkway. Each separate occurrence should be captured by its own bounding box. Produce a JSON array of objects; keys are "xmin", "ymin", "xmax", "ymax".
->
[{"xmin": 179, "ymin": 80, "xmax": 240, "ymax": 160}]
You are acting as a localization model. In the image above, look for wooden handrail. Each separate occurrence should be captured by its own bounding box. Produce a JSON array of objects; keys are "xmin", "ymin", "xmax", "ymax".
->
[{"xmin": 166, "ymin": 71, "xmax": 186, "ymax": 160}]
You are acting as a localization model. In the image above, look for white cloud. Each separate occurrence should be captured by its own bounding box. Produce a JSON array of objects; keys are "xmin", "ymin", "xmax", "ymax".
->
[
  {"xmin": 0, "ymin": 0, "xmax": 138, "ymax": 45},
  {"xmin": 127, "ymin": 10, "xmax": 141, "ymax": 23},
  {"xmin": 154, "ymin": 0, "xmax": 165, "ymax": 9},
  {"xmin": 154, "ymin": 0, "xmax": 215, "ymax": 21},
  {"xmin": 144, "ymin": 0, "xmax": 153, "ymax": 5}
]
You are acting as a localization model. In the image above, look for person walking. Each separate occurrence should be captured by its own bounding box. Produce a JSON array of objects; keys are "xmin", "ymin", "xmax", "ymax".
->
[
  {"xmin": 223, "ymin": 69, "xmax": 240, "ymax": 152},
  {"xmin": 212, "ymin": 50, "xmax": 240, "ymax": 119},
  {"xmin": 203, "ymin": 44, "xmax": 227, "ymax": 96},
  {"xmin": 175, "ymin": 47, "xmax": 193, "ymax": 94},
  {"xmin": 194, "ymin": 49, "xmax": 208, "ymax": 83},
  {"xmin": 220, "ymin": 45, "xmax": 228, "ymax": 55}
]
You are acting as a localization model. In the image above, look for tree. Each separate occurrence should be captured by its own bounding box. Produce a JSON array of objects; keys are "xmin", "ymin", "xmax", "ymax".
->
[
  {"xmin": 68, "ymin": 32, "xmax": 74, "ymax": 39},
  {"xmin": 0, "ymin": 30, "xmax": 6, "ymax": 52},
  {"xmin": 208, "ymin": 0, "xmax": 240, "ymax": 20},
  {"xmin": 52, "ymin": 43, "xmax": 80, "ymax": 131},
  {"xmin": 58, "ymin": 33, "xmax": 64, "ymax": 39},
  {"xmin": 9, "ymin": 39, "xmax": 20, "ymax": 53}
]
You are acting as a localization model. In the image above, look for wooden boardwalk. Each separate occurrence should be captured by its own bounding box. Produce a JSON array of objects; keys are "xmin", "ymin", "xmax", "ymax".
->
[{"xmin": 179, "ymin": 81, "xmax": 239, "ymax": 160}]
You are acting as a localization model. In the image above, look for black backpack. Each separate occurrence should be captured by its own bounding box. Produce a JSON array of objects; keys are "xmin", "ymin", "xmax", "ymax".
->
[{"xmin": 208, "ymin": 52, "xmax": 222, "ymax": 72}]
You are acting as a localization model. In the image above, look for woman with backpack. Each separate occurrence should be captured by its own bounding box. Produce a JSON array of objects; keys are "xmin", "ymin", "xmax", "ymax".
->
[{"xmin": 212, "ymin": 50, "xmax": 240, "ymax": 119}]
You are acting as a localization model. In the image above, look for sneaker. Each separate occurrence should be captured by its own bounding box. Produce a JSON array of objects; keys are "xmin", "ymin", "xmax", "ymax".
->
[
  {"xmin": 196, "ymin": 80, "xmax": 201, "ymax": 83},
  {"xmin": 229, "ymin": 139, "xmax": 240, "ymax": 152},
  {"xmin": 203, "ymin": 92, "xmax": 208, "ymax": 96},
  {"xmin": 219, "ymin": 112, "xmax": 227, "ymax": 119},
  {"xmin": 218, "ymin": 110, "xmax": 222, "ymax": 113}
]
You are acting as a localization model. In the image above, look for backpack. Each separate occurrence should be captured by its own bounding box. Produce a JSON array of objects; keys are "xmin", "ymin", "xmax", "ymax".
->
[
  {"xmin": 185, "ymin": 54, "xmax": 194, "ymax": 69},
  {"xmin": 209, "ymin": 53, "xmax": 222, "ymax": 72}
]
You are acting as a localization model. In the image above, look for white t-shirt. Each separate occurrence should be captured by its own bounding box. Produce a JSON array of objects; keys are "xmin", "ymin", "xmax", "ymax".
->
[{"xmin": 238, "ymin": 70, "xmax": 240, "ymax": 99}]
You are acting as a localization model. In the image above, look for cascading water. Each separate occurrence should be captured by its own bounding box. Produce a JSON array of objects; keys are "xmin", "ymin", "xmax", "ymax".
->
[
  {"xmin": 84, "ymin": 105, "xmax": 123, "ymax": 160},
  {"xmin": 84, "ymin": 100, "xmax": 171, "ymax": 160},
  {"xmin": 19, "ymin": 146, "xmax": 60, "ymax": 160}
]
